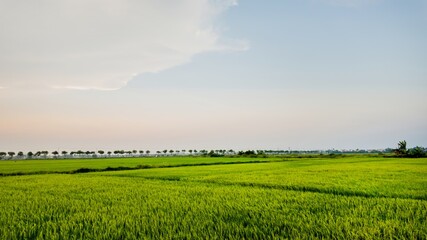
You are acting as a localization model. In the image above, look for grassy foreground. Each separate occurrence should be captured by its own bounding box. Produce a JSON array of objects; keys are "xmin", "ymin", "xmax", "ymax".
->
[{"xmin": 0, "ymin": 156, "xmax": 426, "ymax": 239}]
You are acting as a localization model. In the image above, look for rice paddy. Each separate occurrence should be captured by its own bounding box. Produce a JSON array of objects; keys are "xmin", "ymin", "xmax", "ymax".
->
[{"xmin": 0, "ymin": 156, "xmax": 426, "ymax": 239}]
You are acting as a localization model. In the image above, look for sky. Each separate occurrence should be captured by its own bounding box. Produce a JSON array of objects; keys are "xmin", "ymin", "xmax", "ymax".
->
[{"xmin": 1, "ymin": 0, "xmax": 426, "ymax": 152}]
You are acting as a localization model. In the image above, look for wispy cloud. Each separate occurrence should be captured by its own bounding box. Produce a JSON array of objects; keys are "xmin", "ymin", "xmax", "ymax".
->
[
  {"xmin": 0, "ymin": 0, "xmax": 246, "ymax": 90},
  {"xmin": 49, "ymin": 85, "xmax": 120, "ymax": 91}
]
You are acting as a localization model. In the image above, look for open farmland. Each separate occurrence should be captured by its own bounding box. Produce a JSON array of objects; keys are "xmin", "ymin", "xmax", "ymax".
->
[
  {"xmin": 0, "ymin": 156, "xmax": 426, "ymax": 239},
  {"xmin": 0, "ymin": 156, "xmax": 281, "ymax": 175}
]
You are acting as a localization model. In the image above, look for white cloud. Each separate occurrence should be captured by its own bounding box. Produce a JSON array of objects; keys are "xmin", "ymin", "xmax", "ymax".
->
[{"xmin": 0, "ymin": 0, "xmax": 245, "ymax": 90}]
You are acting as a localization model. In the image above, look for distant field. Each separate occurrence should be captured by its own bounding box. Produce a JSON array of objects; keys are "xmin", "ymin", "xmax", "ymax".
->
[
  {"xmin": 0, "ymin": 156, "xmax": 281, "ymax": 175},
  {"xmin": 0, "ymin": 156, "xmax": 426, "ymax": 239}
]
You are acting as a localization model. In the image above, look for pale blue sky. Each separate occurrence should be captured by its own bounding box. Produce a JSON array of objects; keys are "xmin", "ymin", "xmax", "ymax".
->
[
  {"xmin": 1, "ymin": 0, "xmax": 426, "ymax": 151},
  {"xmin": 131, "ymin": 0, "xmax": 427, "ymax": 90}
]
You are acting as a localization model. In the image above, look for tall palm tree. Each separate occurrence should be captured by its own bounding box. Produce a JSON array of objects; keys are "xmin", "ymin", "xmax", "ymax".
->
[
  {"xmin": 398, "ymin": 140, "xmax": 407, "ymax": 151},
  {"xmin": 396, "ymin": 140, "xmax": 407, "ymax": 156}
]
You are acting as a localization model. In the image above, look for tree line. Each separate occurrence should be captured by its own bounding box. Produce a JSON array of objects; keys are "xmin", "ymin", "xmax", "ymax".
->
[
  {"xmin": 394, "ymin": 140, "xmax": 426, "ymax": 158},
  {"xmin": 1, "ymin": 142, "xmax": 425, "ymax": 160},
  {"xmin": 0, "ymin": 149, "xmax": 237, "ymax": 160}
]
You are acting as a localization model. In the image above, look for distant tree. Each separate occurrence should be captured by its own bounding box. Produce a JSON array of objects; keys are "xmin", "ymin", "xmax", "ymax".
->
[
  {"xmin": 146, "ymin": 150, "xmax": 150, "ymax": 155},
  {"xmin": 189, "ymin": 149, "xmax": 193, "ymax": 154},
  {"xmin": 107, "ymin": 151, "xmax": 112, "ymax": 156},
  {"xmin": 139, "ymin": 150, "xmax": 144, "ymax": 155},
  {"xmin": 399, "ymin": 141, "xmax": 406, "ymax": 151},
  {"xmin": 384, "ymin": 148, "xmax": 394, "ymax": 153},
  {"xmin": 169, "ymin": 150, "xmax": 174, "ymax": 154},
  {"xmin": 207, "ymin": 150, "xmax": 224, "ymax": 157},
  {"xmin": 395, "ymin": 140, "xmax": 407, "ymax": 156},
  {"xmin": 42, "ymin": 151, "xmax": 49, "ymax": 158},
  {"xmin": 62, "ymin": 151, "xmax": 68, "ymax": 156},
  {"xmin": 0, "ymin": 152, "xmax": 6, "ymax": 159},
  {"xmin": 17, "ymin": 151, "xmax": 24, "ymax": 158},
  {"xmin": 27, "ymin": 151, "xmax": 34, "ymax": 158},
  {"xmin": 52, "ymin": 151, "xmax": 59, "ymax": 158},
  {"xmin": 98, "ymin": 150, "xmax": 104, "ymax": 155},
  {"xmin": 407, "ymin": 146, "xmax": 426, "ymax": 158},
  {"xmin": 156, "ymin": 151, "xmax": 161, "ymax": 154},
  {"xmin": 163, "ymin": 150, "xmax": 168, "ymax": 154},
  {"xmin": 132, "ymin": 150, "xmax": 137, "ymax": 155},
  {"xmin": 8, "ymin": 152, "xmax": 15, "ymax": 159},
  {"xmin": 238, "ymin": 150, "xmax": 256, "ymax": 156}
]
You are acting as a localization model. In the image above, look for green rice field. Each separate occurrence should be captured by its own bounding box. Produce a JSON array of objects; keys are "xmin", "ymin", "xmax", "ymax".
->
[
  {"xmin": 0, "ymin": 156, "xmax": 278, "ymax": 175},
  {"xmin": 0, "ymin": 156, "xmax": 426, "ymax": 239}
]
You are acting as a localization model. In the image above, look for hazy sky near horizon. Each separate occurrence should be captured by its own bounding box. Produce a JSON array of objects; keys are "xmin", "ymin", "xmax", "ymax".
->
[{"xmin": 1, "ymin": 0, "xmax": 426, "ymax": 151}]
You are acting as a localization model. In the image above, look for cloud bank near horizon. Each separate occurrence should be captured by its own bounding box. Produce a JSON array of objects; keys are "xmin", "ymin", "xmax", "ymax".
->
[{"xmin": 0, "ymin": 0, "xmax": 246, "ymax": 90}]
